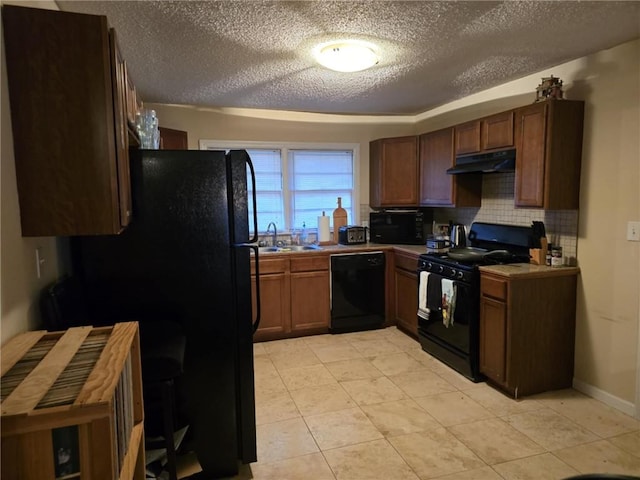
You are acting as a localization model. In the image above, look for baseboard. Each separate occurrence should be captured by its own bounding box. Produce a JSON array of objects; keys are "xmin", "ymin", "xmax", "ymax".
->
[{"xmin": 572, "ymin": 377, "xmax": 638, "ymax": 418}]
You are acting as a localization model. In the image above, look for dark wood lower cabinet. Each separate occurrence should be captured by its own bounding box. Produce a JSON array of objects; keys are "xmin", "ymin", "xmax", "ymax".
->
[
  {"xmin": 479, "ymin": 296, "xmax": 507, "ymax": 383},
  {"xmin": 479, "ymin": 268, "xmax": 579, "ymax": 397},
  {"xmin": 290, "ymin": 256, "xmax": 330, "ymax": 333},
  {"xmin": 252, "ymin": 255, "xmax": 329, "ymax": 342},
  {"xmin": 392, "ymin": 250, "xmax": 420, "ymax": 338},
  {"xmin": 252, "ymin": 258, "xmax": 290, "ymax": 341}
]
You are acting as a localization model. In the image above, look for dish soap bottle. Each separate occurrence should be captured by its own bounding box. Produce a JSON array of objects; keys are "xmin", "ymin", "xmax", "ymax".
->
[
  {"xmin": 300, "ymin": 222, "xmax": 308, "ymax": 245},
  {"xmin": 332, "ymin": 197, "xmax": 348, "ymax": 243}
]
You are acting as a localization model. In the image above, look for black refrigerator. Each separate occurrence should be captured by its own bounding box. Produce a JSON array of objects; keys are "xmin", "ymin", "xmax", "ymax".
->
[{"xmin": 71, "ymin": 149, "xmax": 260, "ymax": 478}]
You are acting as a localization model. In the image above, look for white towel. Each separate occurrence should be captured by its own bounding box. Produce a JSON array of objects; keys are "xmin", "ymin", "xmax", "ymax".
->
[
  {"xmin": 441, "ymin": 278, "xmax": 456, "ymax": 328},
  {"xmin": 418, "ymin": 271, "xmax": 430, "ymax": 320}
]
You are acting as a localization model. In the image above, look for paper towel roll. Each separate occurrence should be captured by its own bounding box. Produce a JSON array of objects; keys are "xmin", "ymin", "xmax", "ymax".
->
[{"xmin": 317, "ymin": 215, "xmax": 331, "ymax": 242}]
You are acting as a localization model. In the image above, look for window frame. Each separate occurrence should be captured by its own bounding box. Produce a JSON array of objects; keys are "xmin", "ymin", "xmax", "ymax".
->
[{"xmin": 199, "ymin": 139, "xmax": 360, "ymax": 232}]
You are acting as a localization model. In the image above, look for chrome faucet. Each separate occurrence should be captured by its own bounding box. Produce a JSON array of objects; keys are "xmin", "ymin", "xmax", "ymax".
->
[{"xmin": 266, "ymin": 222, "xmax": 277, "ymax": 246}]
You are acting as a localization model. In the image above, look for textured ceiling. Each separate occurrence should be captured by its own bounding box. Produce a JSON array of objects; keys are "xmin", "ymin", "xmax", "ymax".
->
[{"xmin": 56, "ymin": 1, "xmax": 640, "ymax": 116}]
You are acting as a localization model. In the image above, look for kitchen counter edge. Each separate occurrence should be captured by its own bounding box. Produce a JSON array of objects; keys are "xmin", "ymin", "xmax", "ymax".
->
[
  {"xmin": 251, "ymin": 243, "xmax": 426, "ymax": 257},
  {"xmin": 479, "ymin": 263, "xmax": 580, "ymax": 279}
]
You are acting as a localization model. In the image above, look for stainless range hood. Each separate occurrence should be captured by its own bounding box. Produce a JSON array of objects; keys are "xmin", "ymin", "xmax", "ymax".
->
[{"xmin": 447, "ymin": 148, "xmax": 516, "ymax": 174}]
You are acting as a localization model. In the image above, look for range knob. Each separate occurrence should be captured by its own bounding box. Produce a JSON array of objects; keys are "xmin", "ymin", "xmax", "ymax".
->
[
  {"xmin": 457, "ymin": 271, "xmax": 464, "ymax": 280},
  {"xmin": 437, "ymin": 265, "xmax": 444, "ymax": 274},
  {"xmin": 427, "ymin": 262, "xmax": 433, "ymax": 270}
]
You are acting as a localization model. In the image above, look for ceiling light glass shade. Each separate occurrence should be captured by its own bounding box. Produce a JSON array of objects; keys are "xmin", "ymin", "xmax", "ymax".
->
[{"xmin": 314, "ymin": 41, "xmax": 379, "ymax": 72}]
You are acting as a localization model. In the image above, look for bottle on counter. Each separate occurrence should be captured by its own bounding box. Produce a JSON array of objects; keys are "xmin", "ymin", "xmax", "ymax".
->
[
  {"xmin": 546, "ymin": 243, "xmax": 553, "ymax": 266},
  {"xmin": 551, "ymin": 245, "xmax": 563, "ymax": 267}
]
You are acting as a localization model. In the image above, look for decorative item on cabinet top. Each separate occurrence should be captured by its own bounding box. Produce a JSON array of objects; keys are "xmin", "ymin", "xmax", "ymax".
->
[{"xmin": 535, "ymin": 75, "xmax": 564, "ymax": 102}]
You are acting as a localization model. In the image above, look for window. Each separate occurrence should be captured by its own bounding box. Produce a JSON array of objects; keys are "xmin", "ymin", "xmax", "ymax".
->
[{"xmin": 200, "ymin": 140, "xmax": 358, "ymax": 233}]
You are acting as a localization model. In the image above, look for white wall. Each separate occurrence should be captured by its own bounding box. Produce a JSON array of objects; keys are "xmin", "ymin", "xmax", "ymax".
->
[{"xmin": 1, "ymin": 0, "xmax": 61, "ymax": 345}]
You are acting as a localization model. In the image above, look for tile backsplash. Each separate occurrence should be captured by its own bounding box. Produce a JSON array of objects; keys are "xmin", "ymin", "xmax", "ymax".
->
[{"xmin": 362, "ymin": 172, "xmax": 579, "ymax": 266}]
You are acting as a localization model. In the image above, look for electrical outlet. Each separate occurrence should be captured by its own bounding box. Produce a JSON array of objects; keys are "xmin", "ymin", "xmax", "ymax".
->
[{"xmin": 627, "ymin": 221, "xmax": 640, "ymax": 241}]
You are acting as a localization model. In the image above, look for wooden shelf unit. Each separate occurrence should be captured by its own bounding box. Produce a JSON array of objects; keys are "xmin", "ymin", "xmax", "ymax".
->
[{"xmin": 1, "ymin": 322, "xmax": 145, "ymax": 480}]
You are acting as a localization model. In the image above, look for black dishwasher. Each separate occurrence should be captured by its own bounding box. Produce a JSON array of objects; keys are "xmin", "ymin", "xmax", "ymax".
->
[{"xmin": 330, "ymin": 251, "xmax": 385, "ymax": 333}]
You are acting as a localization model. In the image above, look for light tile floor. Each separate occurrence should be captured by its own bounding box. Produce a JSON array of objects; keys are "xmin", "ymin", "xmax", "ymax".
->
[{"xmin": 181, "ymin": 327, "xmax": 640, "ymax": 480}]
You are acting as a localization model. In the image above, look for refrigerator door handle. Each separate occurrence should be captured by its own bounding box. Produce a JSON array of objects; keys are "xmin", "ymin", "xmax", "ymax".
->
[
  {"xmin": 233, "ymin": 153, "xmax": 260, "ymax": 333},
  {"xmin": 247, "ymin": 244, "xmax": 261, "ymax": 333},
  {"xmin": 247, "ymin": 156, "xmax": 262, "ymax": 332},
  {"xmin": 231, "ymin": 243, "xmax": 261, "ymax": 333},
  {"xmin": 246, "ymin": 154, "xmax": 259, "ymax": 244}
]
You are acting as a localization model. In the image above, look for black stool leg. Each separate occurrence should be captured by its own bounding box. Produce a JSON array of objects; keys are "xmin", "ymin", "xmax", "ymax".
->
[{"xmin": 161, "ymin": 379, "xmax": 178, "ymax": 480}]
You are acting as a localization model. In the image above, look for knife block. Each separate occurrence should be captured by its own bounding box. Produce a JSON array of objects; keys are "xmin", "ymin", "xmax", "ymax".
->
[{"xmin": 529, "ymin": 238, "xmax": 548, "ymax": 265}]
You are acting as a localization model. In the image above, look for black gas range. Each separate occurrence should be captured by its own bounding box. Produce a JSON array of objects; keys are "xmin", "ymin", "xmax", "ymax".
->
[{"xmin": 417, "ymin": 222, "xmax": 533, "ymax": 382}]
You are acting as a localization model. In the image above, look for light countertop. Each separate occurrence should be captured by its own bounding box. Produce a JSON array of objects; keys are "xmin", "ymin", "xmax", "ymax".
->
[
  {"xmin": 479, "ymin": 263, "xmax": 580, "ymax": 279},
  {"xmin": 253, "ymin": 242, "xmax": 424, "ymax": 256}
]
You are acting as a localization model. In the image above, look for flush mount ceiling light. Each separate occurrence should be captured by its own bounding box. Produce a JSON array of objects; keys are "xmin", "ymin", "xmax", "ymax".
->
[{"xmin": 313, "ymin": 40, "xmax": 379, "ymax": 72}]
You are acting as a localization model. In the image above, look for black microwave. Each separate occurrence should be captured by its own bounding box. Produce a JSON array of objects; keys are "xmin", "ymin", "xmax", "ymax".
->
[{"xmin": 369, "ymin": 210, "xmax": 427, "ymax": 245}]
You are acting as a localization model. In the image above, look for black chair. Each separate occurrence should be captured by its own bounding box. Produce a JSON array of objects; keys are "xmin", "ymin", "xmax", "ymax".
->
[{"xmin": 139, "ymin": 320, "xmax": 186, "ymax": 480}]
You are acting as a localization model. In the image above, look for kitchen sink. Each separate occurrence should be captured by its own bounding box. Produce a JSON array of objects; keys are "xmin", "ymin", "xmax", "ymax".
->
[
  {"xmin": 257, "ymin": 246, "xmax": 280, "ymax": 253},
  {"xmin": 277, "ymin": 245, "xmax": 322, "ymax": 252},
  {"xmin": 257, "ymin": 244, "xmax": 322, "ymax": 253}
]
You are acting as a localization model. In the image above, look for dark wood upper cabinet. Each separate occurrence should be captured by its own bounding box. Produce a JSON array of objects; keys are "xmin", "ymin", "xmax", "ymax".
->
[
  {"xmin": 369, "ymin": 136, "xmax": 418, "ymax": 208},
  {"xmin": 159, "ymin": 127, "xmax": 189, "ymax": 150},
  {"xmin": 456, "ymin": 111, "xmax": 514, "ymax": 157},
  {"xmin": 482, "ymin": 111, "xmax": 514, "ymax": 150},
  {"xmin": 110, "ymin": 30, "xmax": 133, "ymax": 230},
  {"xmin": 514, "ymin": 100, "xmax": 584, "ymax": 209},
  {"xmin": 454, "ymin": 120, "xmax": 481, "ymax": 155},
  {"xmin": 2, "ymin": 5, "xmax": 136, "ymax": 236},
  {"xmin": 419, "ymin": 128, "xmax": 481, "ymax": 207}
]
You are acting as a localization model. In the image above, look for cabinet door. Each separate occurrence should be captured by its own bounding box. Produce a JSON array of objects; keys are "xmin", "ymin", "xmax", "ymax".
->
[
  {"xmin": 159, "ymin": 127, "xmax": 189, "ymax": 150},
  {"xmin": 290, "ymin": 271, "xmax": 330, "ymax": 332},
  {"xmin": 2, "ymin": 6, "xmax": 130, "ymax": 235},
  {"xmin": 370, "ymin": 136, "xmax": 418, "ymax": 207},
  {"xmin": 394, "ymin": 268, "xmax": 418, "ymax": 337},
  {"xmin": 479, "ymin": 296, "xmax": 508, "ymax": 385},
  {"xmin": 517, "ymin": 100, "xmax": 584, "ymax": 210},
  {"xmin": 109, "ymin": 30, "xmax": 132, "ymax": 228},
  {"xmin": 419, "ymin": 128, "xmax": 455, "ymax": 206},
  {"xmin": 514, "ymin": 102, "xmax": 547, "ymax": 207},
  {"xmin": 454, "ymin": 120, "xmax": 481, "ymax": 155},
  {"xmin": 252, "ymin": 273, "xmax": 290, "ymax": 340},
  {"xmin": 482, "ymin": 111, "xmax": 514, "ymax": 150},
  {"xmin": 419, "ymin": 128, "xmax": 481, "ymax": 207}
]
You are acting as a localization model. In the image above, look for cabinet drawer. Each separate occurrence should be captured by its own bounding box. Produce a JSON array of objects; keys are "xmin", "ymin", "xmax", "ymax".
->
[
  {"xmin": 290, "ymin": 255, "xmax": 329, "ymax": 272},
  {"xmin": 481, "ymin": 275, "xmax": 507, "ymax": 300},
  {"xmin": 252, "ymin": 257, "xmax": 288, "ymax": 274},
  {"xmin": 394, "ymin": 252, "xmax": 419, "ymax": 271}
]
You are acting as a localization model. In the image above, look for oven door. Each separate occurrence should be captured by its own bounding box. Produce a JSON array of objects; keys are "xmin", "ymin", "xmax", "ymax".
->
[
  {"xmin": 417, "ymin": 273, "xmax": 478, "ymax": 359},
  {"xmin": 417, "ymin": 272, "xmax": 481, "ymax": 381}
]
